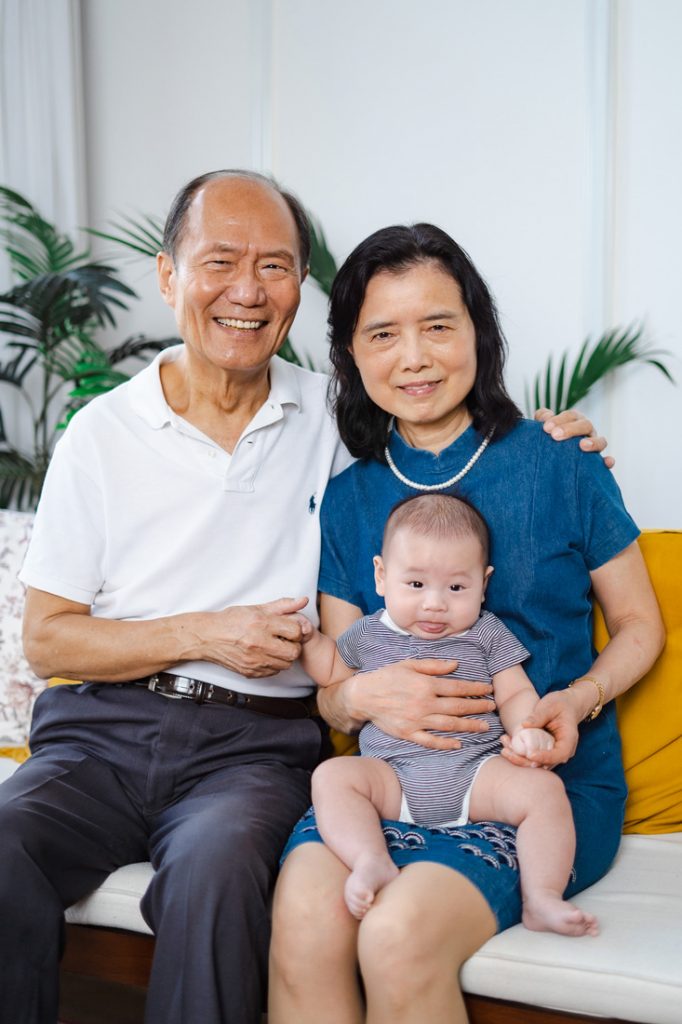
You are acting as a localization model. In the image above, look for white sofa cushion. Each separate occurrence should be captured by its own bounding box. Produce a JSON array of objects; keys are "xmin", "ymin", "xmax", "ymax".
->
[
  {"xmin": 461, "ymin": 832, "xmax": 682, "ymax": 1023},
  {"xmin": 65, "ymin": 862, "xmax": 154, "ymax": 935},
  {"xmin": 61, "ymin": 833, "xmax": 682, "ymax": 1024}
]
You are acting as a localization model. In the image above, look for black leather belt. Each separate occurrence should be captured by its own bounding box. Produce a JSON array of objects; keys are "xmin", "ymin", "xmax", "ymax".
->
[{"xmin": 135, "ymin": 672, "xmax": 317, "ymax": 720}]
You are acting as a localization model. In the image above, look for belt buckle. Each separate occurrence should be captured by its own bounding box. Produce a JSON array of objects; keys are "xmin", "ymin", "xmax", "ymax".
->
[{"xmin": 147, "ymin": 674, "xmax": 184, "ymax": 700}]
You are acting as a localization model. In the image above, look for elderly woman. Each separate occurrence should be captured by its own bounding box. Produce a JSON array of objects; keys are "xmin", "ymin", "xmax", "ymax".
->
[{"xmin": 268, "ymin": 223, "xmax": 664, "ymax": 1024}]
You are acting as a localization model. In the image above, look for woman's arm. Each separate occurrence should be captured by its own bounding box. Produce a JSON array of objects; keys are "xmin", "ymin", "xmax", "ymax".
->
[
  {"xmin": 512, "ymin": 541, "xmax": 665, "ymax": 767},
  {"xmin": 315, "ymin": 594, "xmax": 497, "ymax": 749}
]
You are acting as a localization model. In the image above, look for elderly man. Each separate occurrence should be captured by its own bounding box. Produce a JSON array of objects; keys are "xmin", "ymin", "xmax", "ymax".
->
[
  {"xmin": 0, "ymin": 169, "xmax": 604, "ymax": 1024},
  {"xmin": 0, "ymin": 171, "xmax": 348, "ymax": 1024}
]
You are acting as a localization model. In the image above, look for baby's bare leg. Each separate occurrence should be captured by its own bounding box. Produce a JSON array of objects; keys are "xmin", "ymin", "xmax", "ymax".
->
[
  {"xmin": 469, "ymin": 757, "xmax": 599, "ymax": 937},
  {"xmin": 312, "ymin": 757, "xmax": 402, "ymax": 919}
]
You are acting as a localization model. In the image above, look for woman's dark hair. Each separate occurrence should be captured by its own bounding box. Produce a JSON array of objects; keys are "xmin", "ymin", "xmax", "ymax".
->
[
  {"xmin": 162, "ymin": 169, "xmax": 311, "ymax": 270},
  {"xmin": 328, "ymin": 223, "xmax": 521, "ymax": 460}
]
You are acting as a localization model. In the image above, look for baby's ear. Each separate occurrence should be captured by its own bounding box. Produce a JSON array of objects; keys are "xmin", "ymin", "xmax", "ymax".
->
[
  {"xmin": 373, "ymin": 555, "xmax": 386, "ymax": 597},
  {"xmin": 483, "ymin": 565, "xmax": 494, "ymax": 592}
]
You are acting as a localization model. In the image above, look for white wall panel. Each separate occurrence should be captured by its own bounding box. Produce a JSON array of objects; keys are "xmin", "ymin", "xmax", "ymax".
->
[
  {"xmin": 81, "ymin": 0, "xmax": 262, "ymax": 340},
  {"xmin": 608, "ymin": 0, "xmax": 682, "ymax": 527}
]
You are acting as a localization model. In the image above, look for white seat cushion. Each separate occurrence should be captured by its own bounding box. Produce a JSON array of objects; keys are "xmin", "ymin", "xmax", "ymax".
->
[
  {"xmin": 461, "ymin": 832, "xmax": 682, "ymax": 1023},
  {"xmin": 65, "ymin": 862, "xmax": 154, "ymax": 935}
]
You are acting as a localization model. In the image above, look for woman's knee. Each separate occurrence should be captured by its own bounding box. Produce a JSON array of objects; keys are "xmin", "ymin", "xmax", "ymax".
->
[
  {"xmin": 358, "ymin": 867, "xmax": 496, "ymax": 998},
  {"xmin": 271, "ymin": 846, "xmax": 357, "ymax": 976}
]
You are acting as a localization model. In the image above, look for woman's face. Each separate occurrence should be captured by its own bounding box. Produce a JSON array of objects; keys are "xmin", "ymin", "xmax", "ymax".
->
[{"xmin": 349, "ymin": 262, "xmax": 477, "ymax": 449}]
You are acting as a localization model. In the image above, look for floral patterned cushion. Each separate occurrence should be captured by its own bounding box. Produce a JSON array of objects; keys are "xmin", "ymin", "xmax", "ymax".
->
[{"xmin": 0, "ymin": 510, "xmax": 46, "ymax": 746}]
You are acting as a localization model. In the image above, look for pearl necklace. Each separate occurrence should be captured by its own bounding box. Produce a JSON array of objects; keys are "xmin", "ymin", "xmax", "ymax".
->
[{"xmin": 384, "ymin": 424, "xmax": 494, "ymax": 492}]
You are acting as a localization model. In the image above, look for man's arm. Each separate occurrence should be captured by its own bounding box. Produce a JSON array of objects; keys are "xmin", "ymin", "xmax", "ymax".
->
[
  {"xmin": 534, "ymin": 408, "xmax": 614, "ymax": 469},
  {"xmin": 22, "ymin": 587, "xmax": 310, "ymax": 682}
]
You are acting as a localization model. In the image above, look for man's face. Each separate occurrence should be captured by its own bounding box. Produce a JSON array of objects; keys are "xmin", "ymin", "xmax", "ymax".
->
[{"xmin": 157, "ymin": 177, "xmax": 305, "ymax": 379}]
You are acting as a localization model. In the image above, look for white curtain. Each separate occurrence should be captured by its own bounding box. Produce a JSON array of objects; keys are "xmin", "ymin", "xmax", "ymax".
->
[
  {"xmin": 0, "ymin": 0, "xmax": 85, "ymax": 449},
  {"xmin": 0, "ymin": 0, "xmax": 86, "ymax": 248}
]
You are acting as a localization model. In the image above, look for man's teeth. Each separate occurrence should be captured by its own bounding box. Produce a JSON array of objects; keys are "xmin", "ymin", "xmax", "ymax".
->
[{"xmin": 216, "ymin": 318, "xmax": 263, "ymax": 330}]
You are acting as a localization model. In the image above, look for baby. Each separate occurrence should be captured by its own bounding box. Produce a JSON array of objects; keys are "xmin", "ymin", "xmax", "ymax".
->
[{"xmin": 299, "ymin": 493, "xmax": 598, "ymax": 936}]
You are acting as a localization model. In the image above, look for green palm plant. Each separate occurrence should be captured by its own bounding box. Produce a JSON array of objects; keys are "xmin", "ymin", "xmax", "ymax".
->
[
  {"xmin": 525, "ymin": 324, "xmax": 674, "ymax": 415},
  {"xmin": 0, "ymin": 187, "xmax": 174, "ymax": 509}
]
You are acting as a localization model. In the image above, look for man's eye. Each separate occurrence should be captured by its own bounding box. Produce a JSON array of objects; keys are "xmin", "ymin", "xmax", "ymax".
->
[
  {"xmin": 371, "ymin": 331, "xmax": 393, "ymax": 342},
  {"xmin": 208, "ymin": 260, "xmax": 231, "ymax": 268}
]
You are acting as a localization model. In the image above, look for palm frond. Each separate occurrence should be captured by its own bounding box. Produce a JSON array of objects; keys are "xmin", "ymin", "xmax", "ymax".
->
[
  {"xmin": 87, "ymin": 212, "xmax": 164, "ymax": 259},
  {"xmin": 525, "ymin": 324, "xmax": 675, "ymax": 415},
  {"xmin": 4, "ymin": 266, "xmax": 137, "ymax": 336},
  {"xmin": 307, "ymin": 215, "xmax": 338, "ymax": 296},
  {"xmin": 0, "ymin": 186, "xmax": 89, "ymax": 277},
  {"xmin": 0, "ymin": 448, "xmax": 45, "ymax": 510},
  {"xmin": 0, "ymin": 346, "xmax": 39, "ymax": 388},
  {"xmin": 106, "ymin": 334, "xmax": 179, "ymax": 366}
]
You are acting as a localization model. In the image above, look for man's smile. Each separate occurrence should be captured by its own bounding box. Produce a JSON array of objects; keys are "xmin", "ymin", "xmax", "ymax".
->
[{"xmin": 214, "ymin": 317, "xmax": 266, "ymax": 330}]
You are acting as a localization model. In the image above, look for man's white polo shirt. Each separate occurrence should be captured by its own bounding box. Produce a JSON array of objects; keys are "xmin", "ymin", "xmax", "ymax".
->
[{"xmin": 20, "ymin": 346, "xmax": 352, "ymax": 697}]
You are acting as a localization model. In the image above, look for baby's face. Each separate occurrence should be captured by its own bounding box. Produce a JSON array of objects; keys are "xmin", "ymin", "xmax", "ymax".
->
[{"xmin": 374, "ymin": 529, "xmax": 492, "ymax": 639}]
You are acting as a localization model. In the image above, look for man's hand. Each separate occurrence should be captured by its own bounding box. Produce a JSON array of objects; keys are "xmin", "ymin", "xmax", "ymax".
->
[
  {"xmin": 534, "ymin": 408, "xmax": 615, "ymax": 469},
  {"xmin": 346, "ymin": 659, "xmax": 496, "ymax": 751},
  {"xmin": 200, "ymin": 597, "xmax": 310, "ymax": 677}
]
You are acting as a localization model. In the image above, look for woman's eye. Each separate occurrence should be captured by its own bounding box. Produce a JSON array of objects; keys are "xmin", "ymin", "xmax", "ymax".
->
[{"xmin": 371, "ymin": 331, "xmax": 392, "ymax": 342}]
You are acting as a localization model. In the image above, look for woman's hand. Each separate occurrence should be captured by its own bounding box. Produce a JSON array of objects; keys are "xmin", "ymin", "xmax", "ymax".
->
[
  {"xmin": 321, "ymin": 659, "xmax": 496, "ymax": 751},
  {"xmin": 500, "ymin": 690, "xmax": 582, "ymax": 768},
  {"xmin": 534, "ymin": 408, "xmax": 615, "ymax": 469}
]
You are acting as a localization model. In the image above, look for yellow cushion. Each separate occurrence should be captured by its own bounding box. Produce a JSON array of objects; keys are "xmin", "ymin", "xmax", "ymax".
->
[
  {"xmin": 330, "ymin": 729, "xmax": 359, "ymax": 757},
  {"xmin": 594, "ymin": 530, "xmax": 682, "ymax": 834},
  {"xmin": 0, "ymin": 745, "xmax": 30, "ymax": 763}
]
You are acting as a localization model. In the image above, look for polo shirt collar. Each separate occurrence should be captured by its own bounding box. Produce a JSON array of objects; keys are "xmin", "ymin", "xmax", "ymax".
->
[{"xmin": 127, "ymin": 346, "xmax": 303, "ymax": 430}]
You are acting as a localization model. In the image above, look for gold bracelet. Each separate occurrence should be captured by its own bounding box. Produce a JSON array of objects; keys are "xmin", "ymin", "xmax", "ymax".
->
[{"xmin": 569, "ymin": 676, "xmax": 605, "ymax": 721}]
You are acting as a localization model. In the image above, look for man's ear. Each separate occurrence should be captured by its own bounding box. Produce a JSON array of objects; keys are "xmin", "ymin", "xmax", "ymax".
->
[
  {"xmin": 373, "ymin": 555, "xmax": 386, "ymax": 597},
  {"xmin": 157, "ymin": 251, "xmax": 176, "ymax": 307},
  {"xmin": 300, "ymin": 264, "xmax": 309, "ymax": 285}
]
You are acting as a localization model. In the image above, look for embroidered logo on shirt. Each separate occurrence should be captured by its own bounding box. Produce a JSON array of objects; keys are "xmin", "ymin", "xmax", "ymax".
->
[{"xmin": 308, "ymin": 493, "xmax": 317, "ymax": 514}]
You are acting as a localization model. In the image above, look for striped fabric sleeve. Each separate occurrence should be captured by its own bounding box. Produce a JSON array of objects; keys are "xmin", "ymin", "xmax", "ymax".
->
[
  {"xmin": 476, "ymin": 611, "xmax": 530, "ymax": 675},
  {"xmin": 336, "ymin": 617, "xmax": 367, "ymax": 670}
]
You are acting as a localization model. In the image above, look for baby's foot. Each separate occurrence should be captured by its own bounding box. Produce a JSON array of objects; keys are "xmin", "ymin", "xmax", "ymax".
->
[
  {"xmin": 522, "ymin": 891, "xmax": 599, "ymax": 937},
  {"xmin": 344, "ymin": 853, "xmax": 399, "ymax": 919}
]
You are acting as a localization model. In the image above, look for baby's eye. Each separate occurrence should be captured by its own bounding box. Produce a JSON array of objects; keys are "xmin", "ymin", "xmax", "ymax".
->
[
  {"xmin": 408, "ymin": 581, "xmax": 423, "ymax": 589},
  {"xmin": 450, "ymin": 584, "xmax": 464, "ymax": 592}
]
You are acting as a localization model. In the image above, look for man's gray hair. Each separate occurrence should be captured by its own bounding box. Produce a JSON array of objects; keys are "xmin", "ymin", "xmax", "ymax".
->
[{"xmin": 162, "ymin": 169, "xmax": 311, "ymax": 269}]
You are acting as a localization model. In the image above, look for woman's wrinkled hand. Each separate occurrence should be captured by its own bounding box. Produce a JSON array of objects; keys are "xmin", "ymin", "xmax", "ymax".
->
[
  {"xmin": 350, "ymin": 659, "xmax": 496, "ymax": 751},
  {"xmin": 503, "ymin": 689, "xmax": 582, "ymax": 767}
]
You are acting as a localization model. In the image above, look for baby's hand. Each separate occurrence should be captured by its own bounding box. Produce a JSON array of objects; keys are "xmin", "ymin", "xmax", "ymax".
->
[
  {"xmin": 511, "ymin": 727, "xmax": 555, "ymax": 759},
  {"xmin": 289, "ymin": 613, "xmax": 314, "ymax": 642}
]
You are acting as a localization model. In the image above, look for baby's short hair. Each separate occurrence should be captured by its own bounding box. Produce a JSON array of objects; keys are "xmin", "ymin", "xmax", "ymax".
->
[{"xmin": 382, "ymin": 494, "xmax": 490, "ymax": 564}]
